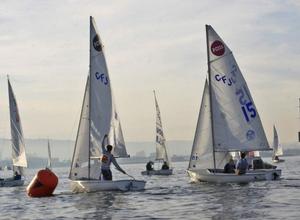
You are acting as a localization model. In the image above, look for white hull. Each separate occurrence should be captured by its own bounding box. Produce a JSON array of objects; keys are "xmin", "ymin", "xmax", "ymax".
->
[
  {"xmin": 141, "ymin": 169, "xmax": 173, "ymax": 176},
  {"xmin": 0, "ymin": 179, "xmax": 24, "ymax": 187},
  {"xmin": 70, "ymin": 179, "xmax": 146, "ymax": 193},
  {"xmin": 187, "ymin": 169, "xmax": 281, "ymax": 183}
]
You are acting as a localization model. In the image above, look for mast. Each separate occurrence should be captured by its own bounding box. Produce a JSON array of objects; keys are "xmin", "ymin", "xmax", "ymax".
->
[
  {"xmin": 205, "ymin": 25, "xmax": 216, "ymax": 171},
  {"xmin": 88, "ymin": 16, "xmax": 92, "ymax": 179}
]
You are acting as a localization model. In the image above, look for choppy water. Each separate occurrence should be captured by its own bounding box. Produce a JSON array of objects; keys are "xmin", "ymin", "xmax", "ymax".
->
[{"xmin": 0, "ymin": 157, "xmax": 300, "ymax": 219}]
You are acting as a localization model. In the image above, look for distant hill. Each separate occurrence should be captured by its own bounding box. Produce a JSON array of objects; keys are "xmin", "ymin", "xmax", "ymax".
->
[{"xmin": 0, "ymin": 138, "xmax": 299, "ymax": 161}]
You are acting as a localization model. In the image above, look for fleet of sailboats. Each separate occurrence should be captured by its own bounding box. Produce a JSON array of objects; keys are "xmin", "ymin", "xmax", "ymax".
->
[
  {"xmin": 0, "ymin": 18, "xmax": 288, "ymax": 192},
  {"xmin": 187, "ymin": 25, "xmax": 281, "ymax": 183},
  {"xmin": 141, "ymin": 91, "xmax": 173, "ymax": 175}
]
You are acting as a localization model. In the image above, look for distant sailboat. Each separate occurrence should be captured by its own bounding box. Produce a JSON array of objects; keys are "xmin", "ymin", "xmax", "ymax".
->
[
  {"xmin": 141, "ymin": 91, "xmax": 173, "ymax": 175},
  {"xmin": 46, "ymin": 139, "xmax": 52, "ymax": 169},
  {"xmin": 0, "ymin": 77, "xmax": 27, "ymax": 187},
  {"xmin": 272, "ymin": 125, "xmax": 284, "ymax": 163},
  {"xmin": 187, "ymin": 25, "xmax": 281, "ymax": 183},
  {"xmin": 69, "ymin": 16, "xmax": 145, "ymax": 192}
]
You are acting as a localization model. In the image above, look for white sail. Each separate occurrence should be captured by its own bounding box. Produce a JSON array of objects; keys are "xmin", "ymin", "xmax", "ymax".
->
[
  {"xmin": 154, "ymin": 91, "xmax": 171, "ymax": 165},
  {"xmin": 108, "ymin": 97, "xmax": 128, "ymax": 157},
  {"xmin": 207, "ymin": 25, "xmax": 270, "ymax": 152},
  {"xmin": 47, "ymin": 139, "xmax": 52, "ymax": 169},
  {"xmin": 188, "ymin": 80, "xmax": 229, "ymax": 170},
  {"xmin": 70, "ymin": 77, "xmax": 91, "ymax": 180},
  {"xmin": 70, "ymin": 16, "xmax": 128, "ymax": 180},
  {"xmin": 8, "ymin": 79, "xmax": 27, "ymax": 176},
  {"xmin": 273, "ymin": 125, "xmax": 283, "ymax": 157}
]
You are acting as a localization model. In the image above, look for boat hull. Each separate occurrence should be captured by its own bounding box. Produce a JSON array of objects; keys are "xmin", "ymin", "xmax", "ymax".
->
[
  {"xmin": 272, "ymin": 159, "xmax": 285, "ymax": 163},
  {"xmin": 187, "ymin": 168, "xmax": 281, "ymax": 183},
  {"xmin": 70, "ymin": 179, "xmax": 146, "ymax": 193},
  {"xmin": 0, "ymin": 179, "xmax": 24, "ymax": 187},
  {"xmin": 141, "ymin": 169, "xmax": 173, "ymax": 176}
]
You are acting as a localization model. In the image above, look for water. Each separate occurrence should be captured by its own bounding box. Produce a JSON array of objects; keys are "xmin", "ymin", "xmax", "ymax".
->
[{"xmin": 0, "ymin": 157, "xmax": 300, "ymax": 219}]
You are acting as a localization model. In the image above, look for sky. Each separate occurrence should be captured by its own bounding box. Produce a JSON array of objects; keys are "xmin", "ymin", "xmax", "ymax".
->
[{"xmin": 0, "ymin": 0, "xmax": 299, "ymax": 144}]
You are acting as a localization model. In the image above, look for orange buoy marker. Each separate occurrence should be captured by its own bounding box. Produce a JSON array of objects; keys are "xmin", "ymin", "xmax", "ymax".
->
[{"xmin": 26, "ymin": 168, "xmax": 58, "ymax": 197}]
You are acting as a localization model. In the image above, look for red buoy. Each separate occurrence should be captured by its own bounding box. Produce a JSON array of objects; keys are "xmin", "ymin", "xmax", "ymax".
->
[{"xmin": 26, "ymin": 168, "xmax": 58, "ymax": 197}]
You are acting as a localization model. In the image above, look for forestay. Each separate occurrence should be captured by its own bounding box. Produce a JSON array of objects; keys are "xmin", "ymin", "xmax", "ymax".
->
[
  {"xmin": 207, "ymin": 25, "xmax": 270, "ymax": 152},
  {"xmin": 188, "ymin": 80, "xmax": 229, "ymax": 170},
  {"xmin": 8, "ymin": 79, "xmax": 27, "ymax": 176},
  {"xmin": 154, "ymin": 91, "xmax": 170, "ymax": 166},
  {"xmin": 69, "ymin": 16, "xmax": 128, "ymax": 180}
]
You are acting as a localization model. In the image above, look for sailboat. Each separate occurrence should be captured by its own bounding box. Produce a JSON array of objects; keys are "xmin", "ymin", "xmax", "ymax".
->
[
  {"xmin": 272, "ymin": 125, "xmax": 284, "ymax": 163},
  {"xmin": 0, "ymin": 77, "xmax": 27, "ymax": 187},
  {"xmin": 187, "ymin": 25, "xmax": 281, "ymax": 183},
  {"xmin": 47, "ymin": 139, "xmax": 52, "ymax": 169},
  {"xmin": 69, "ymin": 16, "xmax": 146, "ymax": 193},
  {"xmin": 141, "ymin": 91, "xmax": 173, "ymax": 175}
]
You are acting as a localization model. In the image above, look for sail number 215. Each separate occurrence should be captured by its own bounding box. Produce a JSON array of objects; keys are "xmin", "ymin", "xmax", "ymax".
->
[{"xmin": 235, "ymin": 87, "xmax": 256, "ymax": 122}]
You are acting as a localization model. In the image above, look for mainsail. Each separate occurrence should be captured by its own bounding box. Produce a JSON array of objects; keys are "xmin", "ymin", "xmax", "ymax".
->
[
  {"xmin": 154, "ymin": 90, "xmax": 171, "ymax": 166},
  {"xmin": 69, "ymin": 16, "xmax": 128, "ymax": 180},
  {"xmin": 206, "ymin": 25, "xmax": 270, "ymax": 152},
  {"xmin": 273, "ymin": 125, "xmax": 283, "ymax": 157},
  {"xmin": 8, "ymin": 78, "xmax": 27, "ymax": 176}
]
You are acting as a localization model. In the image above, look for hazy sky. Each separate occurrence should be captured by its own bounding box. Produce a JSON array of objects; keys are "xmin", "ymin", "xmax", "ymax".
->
[{"xmin": 0, "ymin": 0, "xmax": 299, "ymax": 144}]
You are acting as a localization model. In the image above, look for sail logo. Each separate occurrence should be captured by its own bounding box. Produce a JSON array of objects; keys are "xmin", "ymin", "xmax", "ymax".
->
[
  {"xmin": 246, "ymin": 130, "xmax": 255, "ymax": 141},
  {"xmin": 93, "ymin": 35, "xmax": 102, "ymax": 52},
  {"xmin": 211, "ymin": 40, "xmax": 225, "ymax": 56},
  {"xmin": 215, "ymin": 74, "xmax": 235, "ymax": 86},
  {"xmin": 95, "ymin": 72, "xmax": 109, "ymax": 85}
]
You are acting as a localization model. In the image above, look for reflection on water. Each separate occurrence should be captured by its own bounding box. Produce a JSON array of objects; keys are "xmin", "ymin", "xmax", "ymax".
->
[
  {"xmin": 0, "ymin": 157, "xmax": 300, "ymax": 219},
  {"xmin": 73, "ymin": 192, "xmax": 118, "ymax": 219}
]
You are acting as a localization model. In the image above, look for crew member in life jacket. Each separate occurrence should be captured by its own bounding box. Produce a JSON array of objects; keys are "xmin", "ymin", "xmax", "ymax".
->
[{"xmin": 101, "ymin": 134, "xmax": 126, "ymax": 180}]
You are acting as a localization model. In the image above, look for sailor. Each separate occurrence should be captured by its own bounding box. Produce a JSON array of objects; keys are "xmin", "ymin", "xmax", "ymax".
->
[
  {"xmin": 161, "ymin": 161, "xmax": 169, "ymax": 170},
  {"xmin": 13, "ymin": 171, "xmax": 21, "ymax": 180},
  {"xmin": 101, "ymin": 134, "xmax": 126, "ymax": 180},
  {"xmin": 223, "ymin": 158, "xmax": 235, "ymax": 173},
  {"xmin": 236, "ymin": 152, "xmax": 249, "ymax": 175},
  {"xmin": 146, "ymin": 161, "xmax": 154, "ymax": 171}
]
